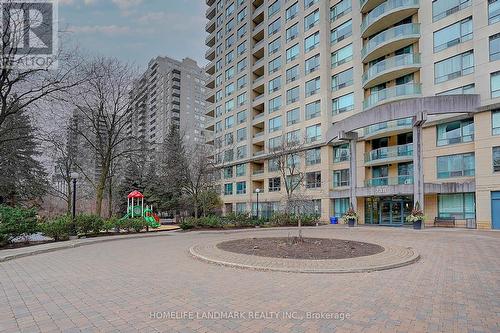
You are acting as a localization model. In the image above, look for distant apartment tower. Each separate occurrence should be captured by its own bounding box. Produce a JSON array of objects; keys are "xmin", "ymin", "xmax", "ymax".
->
[
  {"xmin": 127, "ymin": 56, "xmax": 209, "ymax": 150},
  {"xmin": 204, "ymin": 0, "xmax": 500, "ymax": 229}
]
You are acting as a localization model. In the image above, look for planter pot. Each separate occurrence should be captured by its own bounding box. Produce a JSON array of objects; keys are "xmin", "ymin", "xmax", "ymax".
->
[
  {"xmin": 347, "ymin": 219, "xmax": 356, "ymax": 227},
  {"xmin": 413, "ymin": 220, "xmax": 422, "ymax": 230}
]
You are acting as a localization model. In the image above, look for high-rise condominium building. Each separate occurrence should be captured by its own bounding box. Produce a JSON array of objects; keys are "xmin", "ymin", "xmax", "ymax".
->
[
  {"xmin": 127, "ymin": 56, "xmax": 209, "ymax": 149},
  {"xmin": 204, "ymin": 0, "xmax": 500, "ymax": 229}
]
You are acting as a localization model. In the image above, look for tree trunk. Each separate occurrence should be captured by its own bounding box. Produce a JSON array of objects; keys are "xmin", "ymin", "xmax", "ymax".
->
[
  {"xmin": 107, "ymin": 175, "xmax": 113, "ymax": 218},
  {"xmin": 66, "ymin": 179, "xmax": 72, "ymax": 214},
  {"xmin": 298, "ymin": 217, "xmax": 302, "ymax": 240}
]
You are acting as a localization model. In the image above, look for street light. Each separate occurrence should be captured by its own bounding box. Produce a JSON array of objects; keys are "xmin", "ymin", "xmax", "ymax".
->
[
  {"xmin": 255, "ymin": 188, "xmax": 261, "ymax": 219},
  {"xmin": 70, "ymin": 172, "xmax": 79, "ymax": 236}
]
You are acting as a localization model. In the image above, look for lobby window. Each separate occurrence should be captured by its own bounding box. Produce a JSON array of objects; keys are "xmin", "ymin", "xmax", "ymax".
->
[
  {"xmin": 236, "ymin": 110, "xmax": 247, "ymax": 124},
  {"xmin": 331, "ymin": 68, "xmax": 353, "ymax": 91},
  {"xmin": 438, "ymin": 193, "xmax": 475, "ymax": 219},
  {"xmin": 236, "ymin": 181, "xmax": 246, "ymax": 194},
  {"xmin": 236, "ymin": 163, "xmax": 246, "ymax": 177},
  {"xmin": 433, "ymin": 17, "xmax": 472, "ymax": 53},
  {"xmin": 305, "ymin": 148, "xmax": 321, "ymax": 165},
  {"xmin": 269, "ymin": 177, "xmax": 281, "ymax": 192},
  {"xmin": 285, "ymin": 2, "xmax": 298, "ymax": 21},
  {"xmin": 268, "ymin": 18, "xmax": 281, "ymax": 36},
  {"xmin": 269, "ymin": 76, "xmax": 282, "ymax": 93},
  {"xmin": 224, "ymin": 167, "xmax": 233, "ymax": 179},
  {"xmin": 269, "ymin": 95, "xmax": 282, "ymax": 113},
  {"xmin": 286, "ymin": 65, "xmax": 300, "ymax": 83},
  {"xmin": 269, "ymin": 116, "xmax": 282, "ymax": 133},
  {"xmin": 331, "ymin": 20, "xmax": 352, "ymax": 45},
  {"xmin": 437, "ymin": 119, "xmax": 474, "ymax": 146},
  {"xmin": 437, "ymin": 153, "xmax": 475, "ymax": 178},
  {"xmin": 224, "ymin": 183, "xmax": 233, "ymax": 195},
  {"xmin": 489, "ymin": 0, "xmax": 500, "ymax": 25},
  {"xmin": 305, "ymin": 100, "xmax": 321, "ymax": 119},
  {"xmin": 286, "ymin": 44, "xmax": 300, "ymax": 62},
  {"xmin": 304, "ymin": 9, "xmax": 319, "ymax": 31},
  {"xmin": 287, "ymin": 107, "xmax": 300, "ymax": 125},
  {"xmin": 268, "ymin": 37, "xmax": 281, "ymax": 55},
  {"xmin": 494, "ymin": 147, "xmax": 500, "ymax": 172},
  {"xmin": 306, "ymin": 171, "xmax": 322, "ymax": 189},
  {"xmin": 304, "ymin": 31, "xmax": 320, "ymax": 52},
  {"xmin": 330, "ymin": 0, "xmax": 351, "ymax": 22},
  {"xmin": 268, "ymin": 0, "xmax": 280, "ymax": 18},
  {"xmin": 332, "ymin": 198, "xmax": 349, "ymax": 218},
  {"xmin": 237, "ymin": 127, "xmax": 247, "ymax": 142},
  {"xmin": 490, "ymin": 33, "xmax": 500, "ymax": 61},
  {"xmin": 437, "ymin": 84, "xmax": 475, "ymax": 96},
  {"xmin": 305, "ymin": 54, "xmax": 320, "ymax": 74},
  {"xmin": 434, "ymin": 51, "xmax": 474, "ymax": 84},
  {"xmin": 268, "ymin": 56, "xmax": 281, "ymax": 74},
  {"xmin": 305, "ymin": 77, "xmax": 320, "ymax": 97},
  {"xmin": 493, "ymin": 110, "xmax": 500, "ymax": 135},
  {"xmin": 286, "ymin": 86, "xmax": 300, "ymax": 104},
  {"xmin": 333, "ymin": 143, "xmax": 350, "ymax": 162},
  {"xmin": 286, "ymin": 23, "xmax": 299, "ymax": 42},
  {"xmin": 331, "ymin": 44, "xmax": 353, "ymax": 68},
  {"xmin": 433, "ymin": 0, "xmax": 471, "ymax": 22},
  {"xmin": 492, "ymin": 71, "xmax": 500, "ymax": 98},
  {"xmin": 306, "ymin": 124, "xmax": 321, "ymax": 143},
  {"xmin": 332, "ymin": 92, "xmax": 354, "ymax": 115},
  {"xmin": 304, "ymin": 0, "xmax": 319, "ymax": 9},
  {"xmin": 333, "ymin": 169, "xmax": 349, "ymax": 187}
]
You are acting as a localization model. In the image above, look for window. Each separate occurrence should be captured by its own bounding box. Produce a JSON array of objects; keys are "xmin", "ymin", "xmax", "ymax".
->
[
  {"xmin": 269, "ymin": 76, "xmax": 282, "ymax": 93},
  {"xmin": 236, "ymin": 145, "xmax": 247, "ymax": 159},
  {"xmin": 331, "ymin": 44, "xmax": 352, "ymax": 68},
  {"xmin": 268, "ymin": 158, "xmax": 279, "ymax": 172},
  {"xmin": 236, "ymin": 181, "xmax": 246, "ymax": 194},
  {"xmin": 437, "ymin": 119, "xmax": 474, "ymax": 146},
  {"xmin": 305, "ymin": 54, "xmax": 320, "ymax": 74},
  {"xmin": 235, "ymin": 203, "xmax": 247, "ymax": 213},
  {"xmin": 332, "ymin": 92, "xmax": 354, "ymax": 115},
  {"xmin": 304, "ymin": 0, "xmax": 319, "ymax": 9},
  {"xmin": 237, "ymin": 127, "xmax": 247, "ymax": 142},
  {"xmin": 237, "ymin": 42, "xmax": 246, "ymax": 55},
  {"xmin": 286, "ymin": 129, "xmax": 300, "ymax": 143},
  {"xmin": 434, "ymin": 51, "xmax": 474, "ymax": 84},
  {"xmin": 237, "ymin": 75, "xmax": 247, "ymax": 89},
  {"xmin": 225, "ymin": 132, "xmax": 234, "ymax": 146},
  {"xmin": 237, "ymin": 92, "xmax": 247, "ymax": 106},
  {"xmin": 216, "ymin": 121, "xmax": 222, "ymax": 133},
  {"xmin": 268, "ymin": 18, "xmax": 281, "ymax": 36},
  {"xmin": 224, "ymin": 149, "xmax": 234, "ymax": 162},
  {"xmin": 286, "ymin": 65, "xmax": 299, "ymax": 83},
  {"xmin": 225, "ymin": 51, "xmax": 234, "ymax": 64},
  {"xmin": 332, "ymin": 198, "xmax": 349, "ymax": 218},
  {"xmin": 305, "ymin": 148, "xmax": 321, "ymax": 165},
  {"xmin": 492, "ymin": 71, "xmax": 500, "ymax": 98},
  {"xmin": 236, "ymin": 163, "xmax": 246, "ymax": 176},
  {"xmin": 237, "ymin": 111, "xmax": 247, "ymax": 125},
  {"xmin": 306, "ymin": 124, "xmax": 321, "ymax": 143},
  {"xmin": 286, "ymin": 24, "xmax": 299, "ymax": 42},
  {"xmin": 333, "ymin": 169, "xmax": 349, "ymax": 187},
  {"xmin": 287, "ymin": 107, "xmax": 300, "ymax": 125},
  {"xmin": 224, "ymin": 183, "xmax": 233, "ymax": 195},
  {"xmin": 226, "ymin": 19, "xmax": 235, "ymax": 33},
  {"xmin": 237, "ymin": 8, "xmax": 246, "ymax": 22},
  {"xmin": 490, "ymin": 33, "xmax": 500, "ymax": 61},
  {"xmin": 268, "ymin": 0, "xmax": 280, "ymax": 18},
  {"xmin": 225, "ymin": 67, "xmax": 234, "ymax": 80},
  {"xmin": 237, "ymin": 58, "xmax": 247, "ymax": 72},
  {"xmin": 287, "ymin": 155, "xmax": 300, "ymax": 169},
  {"xmin": 305, "ymin": 77, "xmax": 320, "ymax": 97},
  {"xmin": 268, "ymin": 56, "xmax": 281, "ymax": 74},
  {"xmin": 304, "ymin": 10, "xmax": 319, "ymax": 31},
  {"xmin": 225, "ymin": 115, "xmax": 234, "ymax": 129},
  {"xmin": 269, "ymin": 96, "xmax": 282, "ymax": 113},
  {"xmin": 493, "ymin": 110, "xmax": 500, "ymax": 135},
  {"xmin": 437, "ymin": 153, "xmax": 475, "ymax": 178},
  {"xmin": 333, "ymin": 144, "xmax": 350, "ymax": 162},
  {"xmin": 286, "ymin": 86, "xmax": 300, "ymax": 104},
  {"xmin": 305, "ymin": 100, "xmax": 321, "ymax": 119},
  {"xmin": 494, "ymin": 147, "xmax": 500, "ymax": 172},
  {"xmin": 437, "ymin": 84, "xmax": 475, "ymax": 96},
  {"xmin": 305, "ymin": 171, "xmax": 321, "ymax": 189},
  {"xmin": 225, "ymin": 34, "xmax": 235, "ymax": 48},
  {"xmin": 237, "ymin": 24, "xmax": 247, "ymax": 39},
  {"xmin": 433, "ymin": 0, "xmax": 471, "ymax": 22},
  {"xmin": 269, "ymin": 177, "xmax": 281, "ymax": 192},
  {"xmin": 489, "ymin": 0, "xmax": 500, "ymax": 25},
  {"xmin": 224, "ymin": 167, "xmax": 233, "ymax": 179},
  {"xmin": 268, "ymin": 37, "xmax": 281, "ymax": 55},
  {"xmin": 433, "ymin": 17, "xmax": 472, "ymax": 53},
  {"xmin": 438, "ymin": 193, "xmax": 476, "ymax": 219},
  {"xmin": 268, "ymin": 136, "xmax": 282, "ymax": 150},
  {"xmin": 305, "ymin": 32, "xmax": 320, "ymax": 52},
  {"xmin": 225, "ymin": 99, "xmax": 235, "ymax": 113},
  {"xmin": 286, "ymin": 3, "xmax": 298, "ymax": 21},
  {"xmin": 331, "ymin": 20, "xmax": 352, "ymax": 45},
  {"xmin": 331, "ymin": 68, "xmax": 353, "ymax": 91},
  {"xmin": 330, "ymin": 0, "xmax": 351, "ymax": 21},
  {"xmin": 269, "ymin": 116, "xmax": 282, "ymax": 132},
  {"xmin": 286, "ymin": 44, "xmax": 300, "ymax": 62}
]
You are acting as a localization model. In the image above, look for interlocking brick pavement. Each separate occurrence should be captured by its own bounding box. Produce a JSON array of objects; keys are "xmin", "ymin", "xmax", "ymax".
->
[{"xmin": 0, "ymin": 226, "xmax": 499, "ymax": 332}]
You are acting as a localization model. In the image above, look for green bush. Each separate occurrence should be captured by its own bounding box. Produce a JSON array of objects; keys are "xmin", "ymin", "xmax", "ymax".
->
[
  {"xmin": 103, "ymin": 217, "xmax": 121, "ymax": 233},
  {"xmin": 179, "ymin": 217, "xmax": 197, "ymax": 230},
  {"xmin": 268, "ymin": 212, "xmax": 319, "ymax": 227},
  {"xmin": 0, "ymin": 206, "xmax": 39, "ymax": 245},
  {"xmin": 76, "ymin": 214, "xmax": 104, "ymax": 236},
  {"xmin": 198, "ymin": 216, "xmax": 224, "ymax": 228},
  {"xmin": 40, "ymin": 216, "xmax": 71, "ymax": 241},
  {"xmin": 128, "ymin": 218, "xmax": 147, "ymax": 233}
]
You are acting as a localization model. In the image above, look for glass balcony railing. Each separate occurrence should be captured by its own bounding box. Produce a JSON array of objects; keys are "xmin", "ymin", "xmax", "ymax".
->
[
  {"xmin": 364, "ymin": 118, "xmax": 413, "ymax": 137},
  {"xmin": 362, "ymin": 53, "xmax": 421, "ymax": 85},
  {"xmin": 361, "ymin": 0, "xmax": 419, "ymax": 34},
  {"xmin": 363, "ymin": 83, "xmax": 422, "ymax": 110},
  {"xmin": 364, "ymin": 175, "xmax": 414, "ymax": 187},
  {"xmin": 364, "ymin": 143, "xmax": 413, "ymax": 163},
  {"xmin": 361, "ymin": 23, "xmax": 420, "ymax": 60}
]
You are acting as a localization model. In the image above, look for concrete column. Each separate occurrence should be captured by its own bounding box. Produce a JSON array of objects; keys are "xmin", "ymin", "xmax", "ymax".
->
[
  {"xmin": 339, "ymin": 131, "xmax": 358, "ymax": 212},
  {"xmin": 413, "ymin": 113, "xmax": 426, "ymax": 219}
]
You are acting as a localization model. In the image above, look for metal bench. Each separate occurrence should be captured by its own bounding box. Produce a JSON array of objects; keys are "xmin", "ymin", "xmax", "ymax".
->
[{"xmin": 434, "ymin": 217, "xmax": 456, "ymax": 227}]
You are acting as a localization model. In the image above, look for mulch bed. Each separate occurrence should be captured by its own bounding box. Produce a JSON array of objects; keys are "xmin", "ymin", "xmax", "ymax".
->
[{"xmin": 217, "ymin": 237, "xmax": 385, "ymax": 260}]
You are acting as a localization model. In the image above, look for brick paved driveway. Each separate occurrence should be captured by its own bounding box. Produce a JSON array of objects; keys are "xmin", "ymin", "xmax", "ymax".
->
[{"xmin": 0, "ymin": 227, "xmax": 498, "ymax": 333}]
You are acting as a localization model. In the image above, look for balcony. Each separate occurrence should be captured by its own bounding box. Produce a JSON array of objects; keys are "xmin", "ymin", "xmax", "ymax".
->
[
  {"xmin": 205, "ymin": 46, "xmax": 215, "ymax": 61},
  {"xmin": 360, "ymin": 0, "xmax": 386, "ymax": 13},
  {"xmin": 252, "ymin": 2, "xmax": 264, "ymax": 20},
  {"xmin": 361, "ymin": 0, "xmax": 420, "ymax": 38},
  {"xmin": 253, "ymin": 21, "xmax": 265, "ymax": 36},
  {"xmin": 363, "ymin": 83, "xmax": 421, "ymax": 110},
  {"xmin": 364, "ymin": 143, "xmax": 413, "ymax": 166},
  {"xmin": 205, "ymin": 6, "xmax": 216, "ymax": 20},
  {"xmin": 205, "ymin": 33, "xmax": 215, "ymax": 47},
  {"xmin": 362, "ymin": 53, "xmax": 421, "ymax": 89},
  {"xmin": 205, "ymin": 18, "xmax": 215, "ymax": 33},
  {"xmin": 253, "ymin": 57, "xmax": 264, "ymax": 71},
  {"xmin": 207, "ymin": 0, "xmax": 215, "ymax": 5},
  {"xmin": 361, "ymin": 23, "xmax": 420, "ymax": 63},
  {"xmin": 363, "ymin": 118, "xmax": 413, "ymax": 139},
  {"xmin": 364, "ymin": 175, "xmax": 414, "ymax": 187},
  {"xmin": 253, "ymin": 39, "xmax": 265, "ymax": 54}
]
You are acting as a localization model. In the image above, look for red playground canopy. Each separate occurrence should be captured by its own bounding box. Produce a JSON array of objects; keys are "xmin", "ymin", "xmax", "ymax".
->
[{"xmin": 127, "ymin": 190, "xmax": 144, "ymax": 199}]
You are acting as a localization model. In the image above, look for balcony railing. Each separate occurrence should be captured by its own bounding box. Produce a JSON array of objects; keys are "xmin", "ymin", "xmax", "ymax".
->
[
  {"xmin": 364, "ymin": 175, "xmax": 414, "ymax": 187},
  {"xmin": 364, "ymin": 143, "xmax": 413, "ymax": 163},
  {"xmin": 361, "ymin": 0, "xmax": 419, "ymax": 35},
  {"xmin": 364, "ymin": 118, "xmax": 413, "ymax": 137},
  {"xmin": 363, "ymin": 83, "xmax": 421, "ymax": 110},
  {"xmin": 361, "ymin": 23, "xmax": 420, "ymax": 60},
  {"xmin": 362, "ymin": 53, "xmax": 421, "ymax": 86}
]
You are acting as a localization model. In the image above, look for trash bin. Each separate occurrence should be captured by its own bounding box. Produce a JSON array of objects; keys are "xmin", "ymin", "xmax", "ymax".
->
[
  {"xmin": 466, "ymin": 218, "xmax": 476, "ymax": 229},
  {"xmin": 330, "ymin": 217, "xmax": 338, "ymax": 224}
]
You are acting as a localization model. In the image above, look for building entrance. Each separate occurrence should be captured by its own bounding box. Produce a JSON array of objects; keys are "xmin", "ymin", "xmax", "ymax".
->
[{"xmin": 365, "ymin": 196, "xmax": 413, "ymax": 226}]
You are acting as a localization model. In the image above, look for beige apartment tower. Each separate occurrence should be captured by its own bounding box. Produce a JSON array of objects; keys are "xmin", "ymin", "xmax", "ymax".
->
[{"xmin": 204, "ymin": 0, "xmax": 500, "ymax": 229}]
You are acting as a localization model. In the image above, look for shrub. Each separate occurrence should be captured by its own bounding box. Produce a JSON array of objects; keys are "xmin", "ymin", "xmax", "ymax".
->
[
  {"xmin": 269, "ymin": 212, "xmax": 294, "ymax": 226},
  {"xmin": 198, "ymin": 216, "xmax": 224, "ymax": 228},
  {"xmin": 40, "ymin": 216, "xmax": 71, "ymax": 242},
  {"xmin": 0, "ymin": 206, "xmax": 39, "ymax": 245},
  {"xmin": 128, "ymin": 218, "xmax": 147, "ymax": 233},
  {"xmin": 180, "ymin": 217, "xmax": 197, "ymax": 230},
  {"xmin": 103, "ymin": 218, "xmax": 121, "ymax": 233},
  {"xmin": 76, "ymin": 214, "xmax": 104, "ymax": 236}
]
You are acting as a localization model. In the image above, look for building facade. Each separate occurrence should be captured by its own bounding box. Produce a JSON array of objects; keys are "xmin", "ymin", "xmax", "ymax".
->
[{"xmin": 204, "ymin": 0, "xmax": 500, "ymax": 229}]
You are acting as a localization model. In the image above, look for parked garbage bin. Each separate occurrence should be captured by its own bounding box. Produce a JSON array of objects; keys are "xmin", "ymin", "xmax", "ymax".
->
[
  {"xmin": 466, "ymin": 218, "xmax": 477, "ymax": 229},
  {"xmin": 330, "ymin": 217, "xmax": 338, "ymax": 224}
]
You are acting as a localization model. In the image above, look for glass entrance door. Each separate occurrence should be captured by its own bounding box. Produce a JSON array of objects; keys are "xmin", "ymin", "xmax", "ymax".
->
[{"xmin": 379, "ymin": 200, "xmax": 404, "ymax": 225}]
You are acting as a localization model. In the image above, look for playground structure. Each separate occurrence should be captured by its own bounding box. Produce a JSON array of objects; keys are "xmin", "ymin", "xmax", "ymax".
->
[{"xmin": 122, "ymin": 190, "xmax": 161, "ymax": 228}]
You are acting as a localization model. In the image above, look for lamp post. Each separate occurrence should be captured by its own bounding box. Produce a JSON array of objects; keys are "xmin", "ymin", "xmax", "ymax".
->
[
  {"xmin": 255, "ymin": 188, "xmax": 261, "ymax": 219},
  {"xmin": 70, "ymin": 172, "xmax": 79, "ymax": 236}
]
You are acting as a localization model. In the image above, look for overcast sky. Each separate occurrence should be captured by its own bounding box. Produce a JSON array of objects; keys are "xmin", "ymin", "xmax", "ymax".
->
[{"xmin": 60, "ymin": 0, "xmax": 208, "ymax": 69}]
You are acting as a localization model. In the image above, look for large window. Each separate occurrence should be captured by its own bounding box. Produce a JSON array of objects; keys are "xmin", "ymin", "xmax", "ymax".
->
[
  {"xmin": 236, "ymin": 181, "xmax": 246, "ymax": 195},
  {"xmin": 433, "ymin": 17, "xmax": 472, "ymax": 53},
  {"xmin": 305, "ymin": 54, "xmax": 320, "ymax": 74},
  {"xmin": 269, "ymin": 96, "xmax": 282, "ymax": 113},
  {"xmin": 332, "ymin": 198, "xmax": 349, "ymax": 218},
  {"xmin": 269, "ymin": 116, "xmax": 282, "ymax": 133},
  {"xmin": 269, "ymin": 76, "xmax": 281, "ymax": 93},
  {"xmin": 330, "ymin": 20, "xmax": 352, "ymax": 45},
  {"xmin": 285, "ymin": 2, "xmax": 298, "ymax": 21},
  {"xmin": 269, "ymin": 136, "xmax": 282, "ymax": 150},
  {"xmin": 224, "ymin": 183, "xmax": 233, "ymax": 195},
  {"xmin": 490, "ymin": 33, "xmax": 500, "ymax": 61},
  {"xmin": 437, "ymin": 84, "xmax": 475, "ymax": 96},
  {"xmin": 269, "ymin": 177, "xmax": 281, "ymax": 192},
  {"xmin": 436, "ymin": 119, "xmax": 474, "ymax": 146},
  {"xmin": 304, "ymin": 31, "xmax": 320, "ymax": 52},
  {"xmin": 432, "ymin": 0, "xmax": 471, "ymax": 22},
  {"xmin": 286, "ymin": 65, "xmax": 300, "ymax": 83},
  {"xmin": 268, "ymin": 18, "xmax": 281, "ymax": 36},
  {"xmin": 331, "ymin": 44, "xmax": 352, "ymax": 68},
  {"xmin": 305, "ymin": 77, "xmax": 320, "ymax": 97},
  {"xmin": 333, "ymin": 169, "xmax": 349, "ymax": 187},
  {"xmin": 305, "ymin": 0, "xmax": 319, "ymax": 9},
  {"xmin": 305, "ymin": 148, "xmax": 321, "ymax": 165},
  {"xmin": 438, "ymin": 193, "xmax": 475, "ymax": 219},
  {"xmin": 492, "ymin": 71, "xmax": 500, "ymax": 98},
  {"xmin": 489, "ymin": 0, "xmax": 500, "ymax": 25},
  {"xmin": 268, "ymin": 57, "xmax": 281, "ymax": 75},
  {"xmin": 286, "ymin": 23, "xmax": 299, "ymax": 42},
  {"xmin": 493, "ymin": 110, "xmax": 500, "ymax": 135},
  {"xmin": 305, "ymin": 171, "xmax": 322, "ymax": 189},
  {"xmin": 331, "ymin": 68, "xmax": 353, "ymax": 91},
  {"xmin": 330, "ymin": 0, "xmax": 351, "ymax": 22},
  {"xmin": 286, "ymin": 86, "xmax": 300, "ymax": 104},
  {"xmin": 287, "ymin": 107, "xmax": 300, "ymax": 125},
  {"xmin": 268, "ymin": 37, "xmax": 281, "ymax": 55},
  {"xmin": 434, "ymin": 51, "xmax": 474, "ymax": 84},
  {"xmin": 333, "ymin": 144, "xmax": 350, "ymax": 162},
  {"xmin": 304, "ymin": 9, "xmax": 319, "ymax": 31},
  {"xmin": 237, "ymin": 127, "xmax": 247, "ymax": 142},
  {"xmin": 494, "ymin": 147, "xmax": 500, "ymax": 172},
  {"xmin": 305, "ymin": 100, "xmax": 321, "ymax": 119},
  {"xmin": 286, "ymin": 44, "xmax": 300, "ymax": 62},
  {"xmin": 236, "ymin": 164, "xmax": 246, "ymax": 177},
  {"xmin": 332, "ymin": 92, "xmax": 354, "ymax": 115},
  {"xmin": 306, "ymin": 124, "xmax": 321, "ymax": 143},
  {"xmin": 437, "ymin": 153, "xmax": 475, "ymax": 178},
  {"xmin": 268, "ymin": 0, "xmax": 280, "ymax": 18}
]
